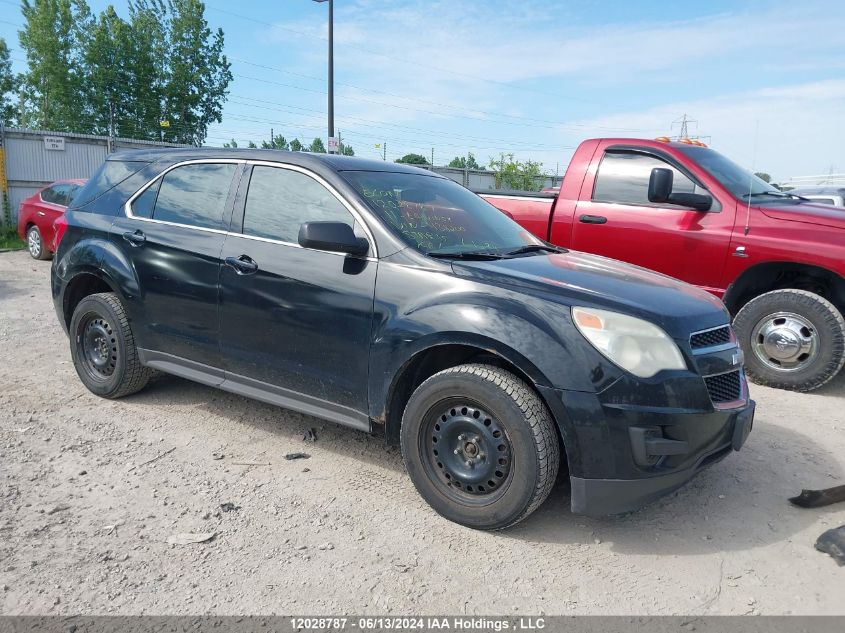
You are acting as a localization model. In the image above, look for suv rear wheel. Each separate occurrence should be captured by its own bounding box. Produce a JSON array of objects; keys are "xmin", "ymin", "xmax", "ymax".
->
[
  {"xmin": 69, "ymin": 292, "xmax": 152, "ymax": 398},
  {"xmin": 733, "ymin": 289, "xmax": 845, "ymax": 392},
  {"xmin": 400, "ymin": 364, "xmax": 560, "ymax": 529}
]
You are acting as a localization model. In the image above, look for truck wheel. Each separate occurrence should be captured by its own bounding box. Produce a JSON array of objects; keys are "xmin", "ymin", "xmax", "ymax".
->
[
  {"xmin": 70, "ymin": 292, "xmax": 152, "ymax": 398},
  {"xmin": 27, "ymin": 225, "xmax": 51, "ymax": 260},
  {"xmin": 733, "ymin": 289, "xmax": 845, "ymax": 392},
  {"xmin": 400, "ymin": 364, "xmax": 560, "ymax": 529}
]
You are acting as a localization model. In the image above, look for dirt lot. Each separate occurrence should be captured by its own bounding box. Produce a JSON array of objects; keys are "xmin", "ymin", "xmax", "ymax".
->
[{"xmin": 1, "ymin": 249, "xmax": 843, "ymax": 615}]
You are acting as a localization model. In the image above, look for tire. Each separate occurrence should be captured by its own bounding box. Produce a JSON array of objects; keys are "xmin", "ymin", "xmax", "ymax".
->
[
  {"xmin": 69, "ymin": 292, "xmax": 152, "ymax": 398},
  {"xmin": 26, "ymin": 225, "xmax": 51, "ymax": 260},
  {"xmin": 733, "ymin": 289, "xmax": 845, "ymax": 392},
  {"xmin": 400, "ymin": 364, "xmax": 560, "ymax": 530}
]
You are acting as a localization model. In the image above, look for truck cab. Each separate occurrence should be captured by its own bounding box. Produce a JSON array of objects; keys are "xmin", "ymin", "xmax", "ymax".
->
[{"xmin": 482, "ymin": 138, "xmax": 845, "ymax": 393}]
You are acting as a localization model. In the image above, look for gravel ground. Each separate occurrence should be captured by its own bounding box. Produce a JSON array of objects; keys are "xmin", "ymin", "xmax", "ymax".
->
[{"xmin": 1, "ymin": 249, "xmax": 844, "ymax": 615}]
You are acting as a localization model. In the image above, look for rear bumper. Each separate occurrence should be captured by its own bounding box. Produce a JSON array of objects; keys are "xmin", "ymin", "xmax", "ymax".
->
[{"xmin": 569, "ymin": 400, "xmax": 754, "ymax": 516}]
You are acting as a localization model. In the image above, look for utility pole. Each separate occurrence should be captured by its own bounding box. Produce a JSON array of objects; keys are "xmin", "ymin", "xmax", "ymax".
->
[
  {"xmin": 108, "ymin": 101, "xmax": 116, "ymax": 154},
  {"xmin": 270, "ymin": 127, "xmax": 274, "ymax": 149},
  {"xmin": 313, "ymin": 0, "xmax": 335, "ymax": 152},
  {"xmin": 383, "ymin": 142, "xmax": 386, "ymax": 161},
  {"xmin": 431, "ymin": 148, "xmax": 434, "ymax": 167}
]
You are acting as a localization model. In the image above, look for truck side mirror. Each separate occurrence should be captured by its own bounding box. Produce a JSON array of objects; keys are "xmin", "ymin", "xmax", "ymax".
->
[{"xmin": 648, "ymin": 168, "xmax": 673, "ymax": 203}]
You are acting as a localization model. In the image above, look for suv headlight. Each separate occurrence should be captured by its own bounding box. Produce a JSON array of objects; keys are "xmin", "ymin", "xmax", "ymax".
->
[{"xmin": 572, "ymin": 307, "xmax": 687, "ymax": 378}]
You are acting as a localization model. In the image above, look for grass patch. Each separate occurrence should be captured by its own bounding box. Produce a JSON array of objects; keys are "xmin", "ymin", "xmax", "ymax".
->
[{"xmin": 0, "ymin": 228, "xmax": 25, "ymax": 250}]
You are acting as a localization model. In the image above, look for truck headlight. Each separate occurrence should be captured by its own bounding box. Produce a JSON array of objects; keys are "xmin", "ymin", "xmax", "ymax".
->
[{"xmin": 572, "ymin": 307, "xmax": 687, "ymax": 378}]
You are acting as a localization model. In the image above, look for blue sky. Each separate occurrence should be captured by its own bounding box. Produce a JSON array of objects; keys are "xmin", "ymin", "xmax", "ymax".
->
[{"xmin": 1, "ymin": 0, "xmax": 844, "ymax": 180}]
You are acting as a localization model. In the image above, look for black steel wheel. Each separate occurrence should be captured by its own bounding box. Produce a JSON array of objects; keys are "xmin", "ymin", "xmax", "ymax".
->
[
  {"xmin": 423, "ymin": 402, "xmax": 513, "ymax": 502},
  {"xmin": 401, "ymin": 364, "xmax": 560, "ymax": 530},
  {"xmin": 77, "ymin": 314, "xmax": 119, "ymax": 381},
  {"xmin": 69, "ymin": 292, "xmax": 152, "ymax": 398}
]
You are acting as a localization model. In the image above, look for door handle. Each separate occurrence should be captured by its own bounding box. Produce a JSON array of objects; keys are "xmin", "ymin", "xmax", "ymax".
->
[
  {"xmin": 579, "ymin": 214, "xmax": 607, "ymax": 224},
  {"xmin": 225, "ymin": 255, "xmax": 259, "ymax": 275},
  {"xmin": 36, "ymin": 211, "xmax": 46, "ymax": 216},
  {"xmin": 122, "ymin": 230, "xmax": 146, "ymax": 246}
]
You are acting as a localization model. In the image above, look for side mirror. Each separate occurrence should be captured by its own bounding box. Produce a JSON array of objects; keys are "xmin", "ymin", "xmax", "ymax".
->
[
  {"xmin": 649, "ymin": 167, "xmax": 713, "ymax": 211},
  {"xmin": 668, "ymin": 192, "xmax": 713, "ymax": 211},
  {"xmin": 648, "ymin": 168, "xmax": 673, "ymax": 203},
  {"xmin": 298, "ymin": 221, "xmax": 369, "ymax": 256}
]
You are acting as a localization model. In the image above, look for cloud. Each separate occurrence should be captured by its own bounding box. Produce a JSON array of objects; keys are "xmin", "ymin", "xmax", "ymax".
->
[{"xmin": 565, "ymin": 79, "xmax": 845, "ymax": 181}]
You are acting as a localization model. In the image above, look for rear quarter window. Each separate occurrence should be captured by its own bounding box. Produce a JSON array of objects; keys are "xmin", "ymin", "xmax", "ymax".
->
[{"xmin": 71, "ymin": 160, "xmax": 148, "ymax": 209}]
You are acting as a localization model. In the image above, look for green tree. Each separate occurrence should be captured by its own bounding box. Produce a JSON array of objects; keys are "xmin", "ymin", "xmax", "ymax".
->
[
  {"xmin": 223, "ymin": 138, "xmax": 237, "ymax": 148},
  {"xmin": 755, "ymin": 172, "xmax": 772, "ymax": 183},
  {"xmin": 489, "ymin": 154, "xmax": 543, "ymax": 191},
  {"xmin": 308, "ymin": 137, "xmax": 326, "ymax": 153},
  {"xmin": 0, "ymin": 38, "xmax": 18, "ymax": 124},
  {"xmin": 338, "ymin": 139, "xmax": 354, "ymax": 156},
  {"xmin": 396, "ymin": 153, "xmax": 428, "ymax": 165},
  {"xmin": 261, "ymin": 134, "xmax": 289, "ymax": 150},
  {"xmin": 289, "ymin": 138, "xmax": 303, "ymax": 152},
  {"xmin": 18, "ymin": 0, "xmax": 92, "ymax": 131},
  {"xmin": 161, "ymin": 0, "xmax": 232, "ymax": 145},
  {"xmin": 448, "ymin": 152, "xmax": 482, "ymax": 170},
  {"xmin": 83, "ymin": 6, "xmax": 133, "ymax": 136},
  {"xmin": 125, "ymin": 0, "xmax": 169, "ymax": 140}
]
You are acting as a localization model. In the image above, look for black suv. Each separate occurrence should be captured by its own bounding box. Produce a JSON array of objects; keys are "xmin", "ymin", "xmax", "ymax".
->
[{"xmin": 52, "ymin": 149, "xmax": 755, "ymax": 529}]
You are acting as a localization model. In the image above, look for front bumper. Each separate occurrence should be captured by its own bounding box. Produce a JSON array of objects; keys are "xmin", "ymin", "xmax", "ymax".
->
[
  {"xmin": 538, "ymin": 381, "xmax": 755, "ymax": 517},
  {"xmin": 571, "ymin": 400, "xmax": 754, "ymax": 516}
]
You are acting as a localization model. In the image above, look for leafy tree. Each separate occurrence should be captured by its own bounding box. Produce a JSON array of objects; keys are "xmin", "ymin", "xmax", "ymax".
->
[
  {"xmin": 754, "ymin": 172, "xmax": 772, "ymax": 183},
  {"xmin": 223, "ymin": 138, "xmax": 237, "ymax": 148},
  {"xmin": 261, "ymin": 134, "xmax": 289, "ymax": 150},
  {"xmin": 0, "ymin": 38, "xmax": 18, "ymax": 124},
  {"xmin": 489, "ymin": 154, "xmax": 543, "ymax": 191},
  {"xmin": 308, "ymin": 137, "xmax": 326, "ymax": 153},
  {"xmin": 338, "ymin": 139, "xmax": 354, "ymax": 156},
  {"xmin": 448, "ymin": 152, "xmax": 482, "ymax": 170},
  {"xmin": 161, "ymin": 0, "xmax": 232, "ymax": 145},
  {"xmin": 289, "ymin": 138, "xmax": 303, "ymax": 152},
  {"xmin": 246, "ymin": 140, "xmax": 257, "ymax": 148},
  {"xmin": 83, "ymin": 6, "xmax": 133, "ymax": 136},
  {"xmin": 17, "ymin": 0, "xmax": 92, "ymax": 131},
  {"xmin": 396, "ymin": 153, "xmax": 428, "ymax": 165}
]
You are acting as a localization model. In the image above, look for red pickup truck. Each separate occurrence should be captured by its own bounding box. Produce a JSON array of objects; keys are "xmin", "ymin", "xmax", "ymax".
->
[{"xmin": 480, "ymin": 138, "xmax": 845, "ymax": 392}]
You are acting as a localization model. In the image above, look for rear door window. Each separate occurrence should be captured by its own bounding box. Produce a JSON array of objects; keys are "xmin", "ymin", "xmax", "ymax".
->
[
  {"xmin": 592, "ymin": 152, "xmax": 702, "ymax": 206},
  {"xmin": 146, "ymin": 163, "xmax": 237, "ymax": 230}
]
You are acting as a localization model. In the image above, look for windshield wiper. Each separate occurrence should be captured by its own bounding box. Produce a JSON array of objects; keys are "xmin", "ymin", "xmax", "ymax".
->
[
  {"xmin": 504, "ymin": 244, "xmax": 566, "ymax": 257},
  {"xmin": 426, "ymin": 249, "xmax": 504, "ymax": 260},
  {"xmin": 741, "ymin": 191, "xmax": 789, "ymax": 199}
]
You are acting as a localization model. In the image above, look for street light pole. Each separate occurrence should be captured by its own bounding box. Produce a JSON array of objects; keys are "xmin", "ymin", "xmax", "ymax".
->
[{"xmin": 314, "ymin": 0, "xmax": 335, "ymax": 152}]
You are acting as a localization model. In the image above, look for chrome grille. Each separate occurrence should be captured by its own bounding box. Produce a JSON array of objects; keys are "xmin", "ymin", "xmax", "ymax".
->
[
  {"xmin": 704, "ymin": 370, "xmax": 742, "ymax": 404},
  {"xmin": 690, "ymin": 325, "xmax": 732, "ymax": 350}
]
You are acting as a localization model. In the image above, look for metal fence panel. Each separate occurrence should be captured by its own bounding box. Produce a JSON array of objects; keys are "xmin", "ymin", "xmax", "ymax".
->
[{"xmin": 1, "ymin": 127, "xmax": 189, "ymax": 225}]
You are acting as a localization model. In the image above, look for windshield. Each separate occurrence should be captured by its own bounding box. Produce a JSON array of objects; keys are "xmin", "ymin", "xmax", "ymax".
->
[
  {"xmin": 676, "ymin": 145, "xmax": 782, "ymax": 199},
  {"xmin": 341, "ymin": 170, "xmax": 542, "ymax": 255}
]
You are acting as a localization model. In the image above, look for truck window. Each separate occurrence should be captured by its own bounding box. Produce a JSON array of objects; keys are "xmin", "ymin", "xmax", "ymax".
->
[
  {"xmin": 242, "ymin": 166, "xmax": 355, "ymax": 243},
  {"xmin": 592, "ymin": 152, "xmax": 699, "ymax": 207},
  {"xmin": 150, "ymin": 163, "xmax": 236, "ymax": 230}
]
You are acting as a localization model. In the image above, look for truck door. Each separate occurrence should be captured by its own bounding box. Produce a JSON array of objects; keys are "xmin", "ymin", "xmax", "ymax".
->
[{"xmin": 570, "ymin": 147, "xmax": 735, "ymax": 293}]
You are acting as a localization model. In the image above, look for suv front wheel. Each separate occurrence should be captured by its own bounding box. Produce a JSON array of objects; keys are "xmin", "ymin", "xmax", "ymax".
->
[
  {"xmin": 70, "ymin": 292, "xmax": 152, "ymax": 398},
  {"xmin": 734, "ymin": 289, "xmax": 845, "ymax": 392},
  {"xmin": 400, "ymin": 364, "xmax": 560, "ymax": 530}
]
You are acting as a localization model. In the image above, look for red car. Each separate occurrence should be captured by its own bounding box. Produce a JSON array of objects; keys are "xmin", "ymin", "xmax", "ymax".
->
[{"xmin": 17, "ymin": 179, "xmax": 86, "ymax": 259}]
